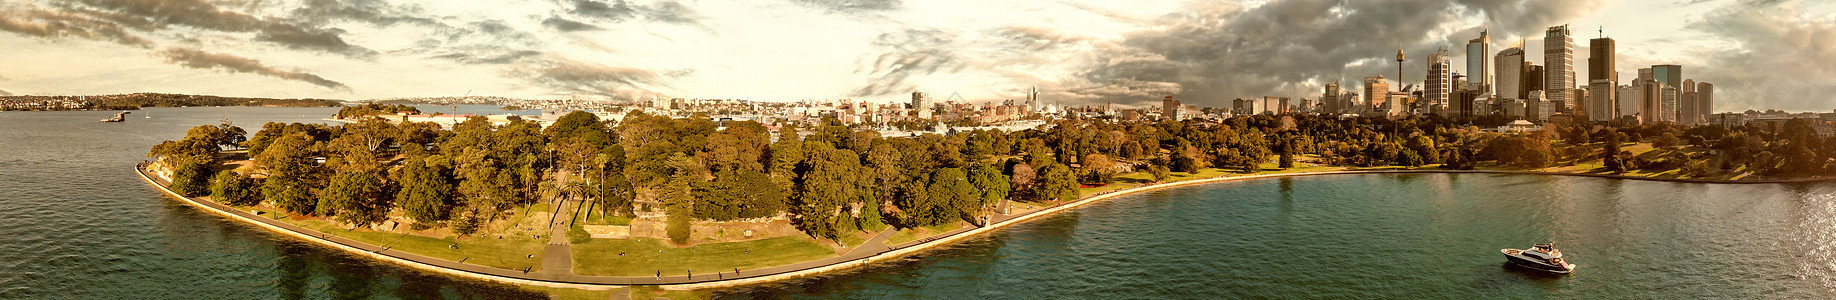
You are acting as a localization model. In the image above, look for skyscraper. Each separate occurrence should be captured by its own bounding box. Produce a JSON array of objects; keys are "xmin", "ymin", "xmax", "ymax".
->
[
  {"xmin": 1323, "ymin": 83, "xmax": 1342, "ymax": 113},
  {"xmin": 1661, "ymin": 85, "xmax": 1678, "ymax": 123},
  {"xmin": 1680, "ymin": 79, "xmax": 1699, "ymax": 125},
  {"xmin": 1523, "ymin": 63, "xmax": 1544, "ymax": 99},
  {"xmin": 1640, "ymin": 81, "xmax": 1664, "ymax": 124},
  {"xmin": 1588, "ymin": 36, "xmax": 1617, "ymax": 121},
  {"xmin": 1495, "ymin": 41, "xmax": 1525, "ymax": 100},
  {"xmin": 1467, "ymin": 30, "xmax": 1492, "ymax": 95},
  {"xmin": 912, "ymin": 90, "xmax": 932, "ymax": 119},
  {"xmin": 1545, "ymin": 24, "xmax": 1576, "ymax": 112},
  {"xmin": 1426, "ymin": 49, "xmax": 1452, "ymax": 110},
  {"xmin": 1364, "ymin": 76, "xmax": 1389, "ymax": 113},
  {"xmin": 1697, "ymin": 82, "xmax": 1715, "ymax": 120},
  {"xmin": 1652, "ymin": 65, "xmax": 1682, "ymax": 90}
]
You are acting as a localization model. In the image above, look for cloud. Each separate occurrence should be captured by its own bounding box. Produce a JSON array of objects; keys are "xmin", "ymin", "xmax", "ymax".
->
[
  {"xmin": 0, "ymin": 6, "xmax": 156, "ymax": 47},
  {"xmin": 564, "ymin": 0, "xmax": 703, "ymax": 25},
  {"xmin": 849, "ymin": 28, "xmax": 974, "ymax": 97},
  {"xmin": 544, "ymin": 17, "xmax": 603, "ymax": 32},
  {"xmin": 515, "ymin": 56, "xmax": 680, "ymax": 100},
  {"xmin": 1682, "ymin": 0, "xmax": 1836, "ymax": 111},
  {"xmin": 62, "ymin": 0, "xmax": 378, "ymax": 58},
  {"xmin": 157, "ymin": 47, "xmax": 349, "ymax": 90},
  {"xmin": 854, "ymin": 0, "xmax": 1609, "ymax": 106},
  {"xmin": 0, "ymin": 89, "xmax": 11, "ymax": 96},
  {"xmin": 792, "ymin": 0, "xmax": 902, "ymax": 13}
]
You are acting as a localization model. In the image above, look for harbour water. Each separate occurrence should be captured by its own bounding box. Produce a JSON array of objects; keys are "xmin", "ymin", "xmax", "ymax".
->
[{"xmin": 3, "ymin": 107, "xmax": 1834, "ymax": 298}]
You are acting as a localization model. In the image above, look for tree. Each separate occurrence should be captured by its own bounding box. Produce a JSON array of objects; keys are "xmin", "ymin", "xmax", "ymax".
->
[
  {"xmin": 395, "ymin": 157, "xmax": 453, "ymax": 224},
  {"xmin": 166, "ymin": 156, "xmax": 214, "ymax": 197},
  {"xmin": 1603, "ymin": 131, "xmax": 1625, "ymax": 173},
  {"xmin": 257, "ymin": 132, "xmax": 322, "ymax": 215},
  {"xmin": 967, "ymin": 164, "xmax": 1010, "ymax": 223},
  {"xmin": 1009, "ymin": 163, "xmax": 1037, "ymax": 200},
  {"xmin": 695, "ymin": 170, "xmax": 786, "ymax": 221},
  {"xmin": 1148, "ymin": 164, "xmax": 1172, "ymax": 182},
  {"xmin": 209, "ymin": 170, "xmax": 258, "ymax": 206},
  {"xmin": 1080, "ymin": 153, "xmax": 1117, "ymax": 184},
  {"xmin": 790, "ymin": 144, "xmax": 866, "ymax": 241},
  {"xmin": 318, "ymin": 171, "xmax": 389, "ymax": 228},
  {"xmin": 1036, "ymin": 163, "xmax": 1080, "ymax": 201},
  {"xmin": 922, "ymin": 168, "xmax": 977, "ymax": 226}
]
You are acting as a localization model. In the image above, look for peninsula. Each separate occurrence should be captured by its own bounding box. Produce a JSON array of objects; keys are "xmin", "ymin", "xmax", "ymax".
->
[{"xmin": 140, "ymin": 109, "xmax": 1836, "ymax": 294}]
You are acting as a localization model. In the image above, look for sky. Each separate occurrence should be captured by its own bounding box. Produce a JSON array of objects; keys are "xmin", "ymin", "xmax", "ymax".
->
[{"xmin": 0, "ymin": 0, "xmax": 1831, "ymax": 112}]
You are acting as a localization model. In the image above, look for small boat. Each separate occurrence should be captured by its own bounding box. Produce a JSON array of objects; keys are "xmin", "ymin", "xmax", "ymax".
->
[{"xmin": 1501, "ymin": 243, "xmax": 1576, "ymax": 274}]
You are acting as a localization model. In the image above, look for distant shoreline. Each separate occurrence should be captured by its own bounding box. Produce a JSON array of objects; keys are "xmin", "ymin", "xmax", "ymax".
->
[{"xmin": 133, "ymin": 164, "xmax": 1833, "ymax": 290}]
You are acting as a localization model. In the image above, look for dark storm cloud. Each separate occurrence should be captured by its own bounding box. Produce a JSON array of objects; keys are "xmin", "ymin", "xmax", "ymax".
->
[
  {"xmin": 59, "ymin": 0, "xmax": 378, "ymax": 58},
  {"xmin": 1058, "ymin": 0, "xmax": 1599, "ymax": 106},
  {"xmin": 793, "ymin": 0, "xmax": 902, "ymax": 13},
  {"xmin": 0, "ymin": 7, "xmax": 156, "ymax": 47},
  {"xmin": 157, "ymin": 47, "xmax": 350, "ymax": 90},
  {"xmin": 255, "ymin": 24, "xmax": 377, "ymax": 58},
  {"xmin": 1681, "ymin": 0, "xmax": 1836, "ymax": 111}
]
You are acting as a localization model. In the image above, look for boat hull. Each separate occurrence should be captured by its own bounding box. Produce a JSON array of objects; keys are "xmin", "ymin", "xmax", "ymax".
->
[{"xmin": 1501, "ymin": 249, "xmax": 1574, "ymax": 274}]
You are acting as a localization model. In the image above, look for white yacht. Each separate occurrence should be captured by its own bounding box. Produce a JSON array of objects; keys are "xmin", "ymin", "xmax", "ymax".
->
[{"xmin": 1501, "ymin": 243, "xmax": 1576, "ymax": 274}]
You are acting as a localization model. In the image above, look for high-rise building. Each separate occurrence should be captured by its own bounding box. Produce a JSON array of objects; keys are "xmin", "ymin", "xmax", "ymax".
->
[
  {"xmin": 1588, "ymin": 37, "xmax": 1617, "ymax": 83},
  {"xmin": 1640, "ymin": 81, "xmax": 1664, "ymax": 124},
  {"xmin": 1527, "ymin": 90, "xmax": 1553, "ymax": 122},
  {"xmin": 1323, "ymin": 83, "xmax": 1342, "ymax": 113},
  {"xmin": 1545, "ymin": 24, "xmax": 1577, "ymax": 112},
  {"xmin": 1660, "ymin": 85, "xmax": 1678, "ymax": 122},
  {"xmin": 912, "ymin": 90, "xmax": 932, "ymax": 119},
  {"xmin": 1426, "ymin": 49, "xmax": 1452, "ymax": 110},
  {"xmin": 1588, "ymin": 36, "xmax": 1617, "ymax": 121},
  {"xmin": 1697, "ymin": 82, "xmax": 1715, "ymax": 120},
  {"xmin": 1162, "ymin": 96, "xmax": 1182, "ymax": 120},
  {"xmin": 1523, "ymin": 63, "xmax": 1545, "ymax": 99},
  {"xmin": 1617, "ymin": 84, "xmax": 1639, "ymax": 120},
  {"xmin": 1588, "ymin": 79, "xmax": 1617, "ymax": 121},
  {"xmin": 1680, "ymin": 79, "xmax": 1699, "ymax": 125},
  {"xmin": 1364, "ymin": 76, "xmax": 1389, "ymax": 112},
  {"xmin": 1025, "ymin": 85, "xmax": 1041, "ymax": 113},
  {"xmin": 1495, "ymin": 42, "xmax": 1525, "ymax": 100},
  {"xmin": 1467, "ymin": 30, "xmax": 1492, "ymax": 95},
  {"xmin": 1652, "ymin": 65, "xmax": 1682, "ymax": 90}
]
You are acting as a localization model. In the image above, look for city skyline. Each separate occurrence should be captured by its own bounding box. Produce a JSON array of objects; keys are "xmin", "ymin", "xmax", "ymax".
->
[{"xmin": 0, "ymin": 0, "xmax": 1831, "ymax": 112}]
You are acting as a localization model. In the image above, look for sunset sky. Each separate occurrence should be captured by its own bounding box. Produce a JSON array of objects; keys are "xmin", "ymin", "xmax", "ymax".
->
[{"xmin": 0, "ymin": 0, "xmax": 1830, "ymax": 111}]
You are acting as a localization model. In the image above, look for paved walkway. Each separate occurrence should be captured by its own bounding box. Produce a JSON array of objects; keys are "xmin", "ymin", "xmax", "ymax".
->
[{"xmin": 539, "ymin": 198, "xmax": 575, "ymax": 275}]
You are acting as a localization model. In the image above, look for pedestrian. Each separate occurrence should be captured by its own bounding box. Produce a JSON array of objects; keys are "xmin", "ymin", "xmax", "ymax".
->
[{"xmin": 735, "ymin": 268, "xmax": 739, "ymax": 275}]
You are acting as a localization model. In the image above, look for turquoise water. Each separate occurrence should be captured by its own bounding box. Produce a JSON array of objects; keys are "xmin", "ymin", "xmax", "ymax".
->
[
  {"xmin": 715, "ymin": 174, "xmax": 1836, "ymax": 298},
  {"xmin": 0, "ymin": 108, "xmax": 543, "ymax": 299},
  {"xmin": 3, "ymin": 107, "xmax": 1834, "ymax": 298}
]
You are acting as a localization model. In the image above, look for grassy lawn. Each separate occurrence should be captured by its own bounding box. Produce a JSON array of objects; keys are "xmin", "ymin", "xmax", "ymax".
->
[
  {"xmin": 628, "ymin": 286, "xmax": 705, "ymax": 299},
  {"xmin": 571, "ymin": 236, "xmax": 835, "ymax": 276},
  {"xmin": 517, "ymin": 286, "xmax": 622, "ymax": 300},
  {"xmin": 288, "ymin": 219, "xmax": 549, "ymax": 271},
  {"xmin": 232, "ymin": 204, "xmax": 550, "ymax": 271},
  {"xmin": 884, "ymin": 221, "xmax": 964, "ymax": 246}
]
